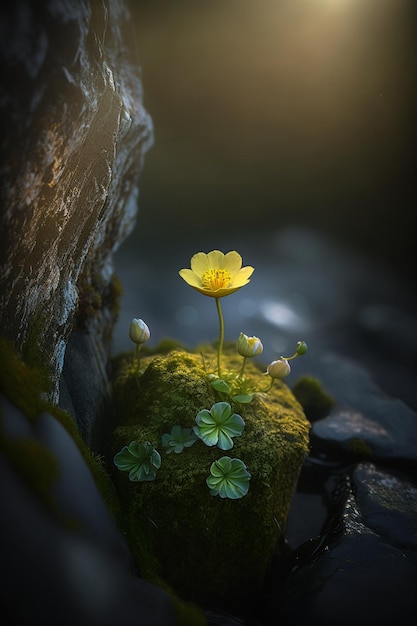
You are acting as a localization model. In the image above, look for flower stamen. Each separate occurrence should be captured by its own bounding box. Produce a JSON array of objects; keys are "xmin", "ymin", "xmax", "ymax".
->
[{"xmin": 201, "ymin": 268, "xmax": 232, "ymax": 291}]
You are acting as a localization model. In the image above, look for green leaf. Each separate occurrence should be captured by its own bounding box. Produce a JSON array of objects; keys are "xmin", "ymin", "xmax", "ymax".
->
[
  {"xmin": 113, "ymin": 441, "xmax": 161, "ymax": 482},
  {"xmin": 211, "ymin": 379, "xmax": 231, "ymax": 393},
  {"xmin": 232, "ymin": 394, "xmax": 253, "ymax": 404},
  {"xmin": 194, "ymin": 402, "xmax": 245, "ymax": 450},
  {"xmin": 161, "ymin": 425, "xmax": 197, "ymax": 454},
  {"xmin": 206, "ymin": 456, "xmax": 251, "ymax": 499}
]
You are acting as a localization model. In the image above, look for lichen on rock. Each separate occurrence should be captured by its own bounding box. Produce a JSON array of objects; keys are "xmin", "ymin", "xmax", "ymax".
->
[{"xmin": 111, "ymin": 346, "xmax": 311, "ymax": 605}]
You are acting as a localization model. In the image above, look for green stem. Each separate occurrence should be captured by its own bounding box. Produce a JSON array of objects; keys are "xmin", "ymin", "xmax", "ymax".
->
[
  {"xmin": 215, "ymin": 297, "xmax": 224, "ymax": 377},
  {"xmin": 239, "ymin": 356, "xmax": 247, "ymax": 378},
  {"xmin": 283, "ymin": 351, "xmax": 298, "ymax": 361},
  {"xmin": 134, "ymin": 344, "xmax": 142, "ymax": 371}
]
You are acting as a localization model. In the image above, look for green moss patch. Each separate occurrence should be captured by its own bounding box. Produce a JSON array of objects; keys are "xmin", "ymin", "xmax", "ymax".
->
[{"xmin": 292, "ymin": 375, "xmax": 335, "ymax": 422}]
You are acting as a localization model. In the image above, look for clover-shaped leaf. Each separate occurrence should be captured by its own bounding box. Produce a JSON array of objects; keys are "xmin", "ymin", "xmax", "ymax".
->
[
  {"xmin": 193, "ymin": 401, "xmax": 245, "ymax": 450},
  {"xmin": 161, "ymin": 425, "xmax": 197, "ymax": 454},
  {"xmin": 206, "ymin": 456, "xmax": 251, "ymax": 499},
  {"xmin": 113, "ymin": 441, "xmax": 161, "ymax": 482}
]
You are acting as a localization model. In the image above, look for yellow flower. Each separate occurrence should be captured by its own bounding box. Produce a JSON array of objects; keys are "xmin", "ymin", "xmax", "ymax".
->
[{"xmin": 179, "ymin": 250, "xmax": 254, "ymax": 298}]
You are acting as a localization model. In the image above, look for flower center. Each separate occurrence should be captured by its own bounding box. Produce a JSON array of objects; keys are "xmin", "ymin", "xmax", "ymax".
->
[{"xmin": 201, "ymin": 268, "xmax": 232, "ymax": 291}]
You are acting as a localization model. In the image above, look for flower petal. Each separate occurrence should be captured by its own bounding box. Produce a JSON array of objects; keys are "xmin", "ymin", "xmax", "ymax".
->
[
  {"xmin": 231, "ymin": 266, "xmax": 254, "ymax": 287},
  {"xmin": 190, "ymin": 252, "xmax": 212, "ymax": 274},
  {"xmin": 206, "ymin": 250, "xmax": 226, "ymax": 269},
  {"xmin": 222, "ymin": 251, "xmax": 243, "ymax": 275},
  {"xmin": 178, "ymin": 268, "xmax": 202, "ymax": 288},
  {"xmin": 187, "ymin": 285, "xmax": 243, "ymax": 298}
]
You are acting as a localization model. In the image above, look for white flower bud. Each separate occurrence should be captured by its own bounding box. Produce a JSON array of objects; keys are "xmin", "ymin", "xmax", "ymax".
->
[
  {"xmin": 266, "ymin": 358, "xmax": 291, "ymax": 379},
  {"xmin": 129, "ymin": 318, "xmax": 150, "ymax": 344},
  {"xmin": 237, "ymin": 332, "xmax": 263, "ymax": 358}
]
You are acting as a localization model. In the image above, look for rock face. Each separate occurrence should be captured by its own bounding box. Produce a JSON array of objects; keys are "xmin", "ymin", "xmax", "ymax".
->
[{"xmin": 0, "ymin": 1, "xmax": 152, "ymax": 431}]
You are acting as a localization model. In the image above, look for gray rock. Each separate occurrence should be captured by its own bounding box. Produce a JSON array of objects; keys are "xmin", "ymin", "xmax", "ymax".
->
[
  {"xmin": 0, "ymin": 0, "xmax": 152, "ymax": 410},
  {"xmin": 310, "ymin": 352, "xmax": 417, "ymax": 467}
]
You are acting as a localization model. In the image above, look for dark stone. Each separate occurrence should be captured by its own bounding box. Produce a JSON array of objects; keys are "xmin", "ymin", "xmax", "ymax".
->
[
  {"xmin": 0, "ymin": 396, "xmax": 177, "ymax": 626},
  {"xmin": 59, "ymin": 327, "xmax": 114, "ymax": 451},
  {"xmin": 309, "ymin": 353, "xmax": 417, "ymax": 469},
  {"xmin": 0, "ymin": 0, "xmax": 152, "ymax": 414},
  {"xmin": 270, "ymin": 464, "xmax": 417, "ymax": 626}
]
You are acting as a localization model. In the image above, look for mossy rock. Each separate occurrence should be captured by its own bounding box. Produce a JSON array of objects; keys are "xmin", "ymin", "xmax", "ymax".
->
[
  {"xmin": 292, "ymin": 375, "xmax": 334, "ymax": 422},
  {"xmin": 110, "ymin": 347, "xmax": 310, "ymax": 605}
]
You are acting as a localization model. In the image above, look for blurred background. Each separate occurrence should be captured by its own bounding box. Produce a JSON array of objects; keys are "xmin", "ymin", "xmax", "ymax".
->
[
  {"xmin": 114, "ymin": 0, "xmax": 416, "ymax": 406},
  {"xmin": 124, "ymin": 0, "xmax": 414, "ymax": 270}
]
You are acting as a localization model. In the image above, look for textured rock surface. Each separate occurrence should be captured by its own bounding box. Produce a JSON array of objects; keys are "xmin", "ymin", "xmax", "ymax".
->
[
  {"xmin": 111, "ymin": 348, "xmax": 310, "ymax": 605},
  {"xmin": 0, "ymin": 1, "xmax": 152, "ymax": 417}
]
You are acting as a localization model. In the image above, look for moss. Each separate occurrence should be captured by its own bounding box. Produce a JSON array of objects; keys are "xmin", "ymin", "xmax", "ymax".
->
[
  {"xmin": 292, "ymin": 375, "xmax": 335, "ymax": 422},
  {"xmin": 110, "ymin": 347, "xmax": 311, "ymax": 606},
  {"xmin": 20, "ymin": 308, "xmax": 51, "ymax": 373},
  {"xmin": 0, "ymin": 335, "xmax": 122, "ymax": 529},
  {"xmin": 347, "ymin": 437, "xmax": 373, "ymax": 460},
  {"xmin": 108, "ymin": 273, "xmax": 123, "ymax": 320},
  {"xmin": 143, "ymin": 337, "xmax": 187, "ymax": 356},
  {"xmin": 75, "ymin": 271, "xmax": 123, "ymax": 331}
]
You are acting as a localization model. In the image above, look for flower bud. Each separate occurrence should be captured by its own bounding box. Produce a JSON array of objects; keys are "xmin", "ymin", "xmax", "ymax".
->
[
  {"xmin": 296, "ymin": 341, "xmax": 307, "ymax": 356},
  {"xmin": 266, "ymin": 358, "xmax": 291, "ymax": 379},
  {"xmin": 237, "ymin": 332, "xmax": 263, "ymax": 358},
  {"xmin": 129, "ymin": 318, "xmax": 150, "ymax": 344}
]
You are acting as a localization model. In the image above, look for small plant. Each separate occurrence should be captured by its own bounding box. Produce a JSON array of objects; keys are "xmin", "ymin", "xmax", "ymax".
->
[
  {"xmin": 206, "ymin": 456, "xmax": 251, "ymax": 499},
  {"xmin": 113, "ymin": 441, "xmax": 161, "ymax": 482},
  {"xmin": 161, "ymin": 425, "xmax": 198, "ymax": 454},
  {"xmin": 179, "ymin": 250, "xmax": 254, "ymax": 377},
  {"xmin": 115, "ymin": 250, "xmax": 308, "ymax": 499},
  {"xmin": 193, "ymin": 401, "xmax": 245, "ymax": 450}
]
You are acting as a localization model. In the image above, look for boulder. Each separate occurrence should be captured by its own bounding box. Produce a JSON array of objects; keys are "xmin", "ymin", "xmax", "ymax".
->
[
  {"xmin": 0, "ymin": 0, "xmax": 152, "ymax": 441},
  {"xmin": 111, "ymin": 347, "xmax": 311, "ymax": 606}
]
